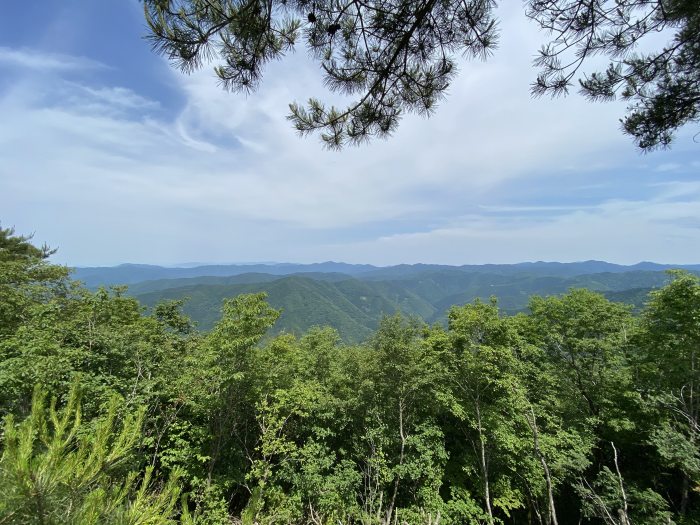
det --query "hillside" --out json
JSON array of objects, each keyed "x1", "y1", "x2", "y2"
[
  {"x1": 135, "y1": 275, "x2": 405, "y2": 341},
  {"x1": 131, "y1": 267, "x2": 690, "y2": 341}
]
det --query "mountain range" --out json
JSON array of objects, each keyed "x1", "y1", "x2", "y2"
[{"x1": 72, "y1": 261, "x2": 700, "y2": 342}]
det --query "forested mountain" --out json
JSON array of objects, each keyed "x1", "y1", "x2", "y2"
[
  {"x1": 130, "y1": 269, "x2": 685, "y2": 341},
  {"x1": 3, "y1": 227, "x2": 700, "y2": 524},
  {"x1": 134, "y1": 274, "x2": 436, "y2": 341},
  {"x1": 74, "y1": 261, "x2": 700, "y2": 342},
  {"x1": 73, "y1": 260, "x2": 700, "y2": 288}
]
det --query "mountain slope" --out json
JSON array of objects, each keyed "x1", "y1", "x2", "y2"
[
  {"x1": 131, "y1": 269, "x2": 692, "y2": 341},
  {"x1": 134, "y1": 276, "x2": 427, "y2": 341}
]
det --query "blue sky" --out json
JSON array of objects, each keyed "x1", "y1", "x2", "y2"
[{"x1": 1, "y1": 0, "x2": 698, "y2": 266}]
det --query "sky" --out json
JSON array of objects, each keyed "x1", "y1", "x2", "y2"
[{"x1": 1, "y1": 0, "x2": 698, "y2": 267}]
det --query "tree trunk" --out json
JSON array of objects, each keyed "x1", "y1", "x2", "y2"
[
  {"x1": 386, "y1": 398, "x2": 406, "y2": 525},
  {"x1": 526, "y1": 406, "x2": 558, "y2": 525},
  {"x1": 611, "y1": 442, "x2": 631, "y2": 525},
  {"x1": 475, "y1": 399, "x2": 494, "y2": 524}
]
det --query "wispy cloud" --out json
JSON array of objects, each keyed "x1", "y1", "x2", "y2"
[
  {"x1": 1, "y1": 5, "x2": 698, "y2": 266},
  {"x1": 478, "y1": 204, "x2": 600, "y2": 214},
  {"x1": 0, "y1": 47, "x2": 104, "y2": 71},
  {"x1": 70, "y1": 84, "x2": 160, "y2": 110},
  {"x1": 323, "y1": 195, "x2": 700, "y2": 265}
]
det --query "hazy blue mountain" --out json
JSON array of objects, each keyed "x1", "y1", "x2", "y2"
[
  {"x1": 72, "y1": 259, "x2": 700, "y2": 342},
  {"x1": 362, "y1": 261, "x2": 700, "y2": 280},
  {"x1": 73, "y1": 262, "x2": 375, "y2": 287},
  {"x1": 74, "y1": 260, "x2": 700, "y2": 289}
]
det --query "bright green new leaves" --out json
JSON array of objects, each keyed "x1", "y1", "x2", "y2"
[
  {"x1": 527, "y1": 289, "x2": 636, "y2": 433},
  {"x1": 0, "y1": 384, "x2": 182, "y2": 525}
]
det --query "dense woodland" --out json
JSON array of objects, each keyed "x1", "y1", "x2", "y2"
[{"x1": 2, "y1": 226, "x2": 699, "y2": 524}]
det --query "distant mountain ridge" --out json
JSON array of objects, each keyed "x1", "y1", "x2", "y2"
[
  {"x1": 71, "y1": 261, "x2": 700, "y2": 342},
  {"x1": 73, "y1": 262, "x2": 377, "y2": 287},
  {"x1": 73, "y1": 260, "x2": 700, "y2": 288}
]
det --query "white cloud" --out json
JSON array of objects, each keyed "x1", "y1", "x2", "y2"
[
  {"x1": 0, "y1": 47, "x2": 104, "y2": 71},
  {"x1": 0, "y1": 8, "x2": 697, "y2": 266},
  {"x1": 322, "y1": 195, "x2": 700, "y2": 265},
  {"x1": 70, "y1": 84, "x2": 160, "y2": 110}
]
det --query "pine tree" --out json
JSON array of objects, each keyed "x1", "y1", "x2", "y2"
[{"x1": 0, "y1": 383, "x2": 183, "y2": 525}]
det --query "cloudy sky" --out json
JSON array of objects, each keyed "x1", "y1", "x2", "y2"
[{"x1": 1, "y1": 0, "x2": 698, "y2": 267}]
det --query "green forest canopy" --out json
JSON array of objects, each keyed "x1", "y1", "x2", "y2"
[{"x1": 2, "y1": 225, "x2": 700, "y2": 523}]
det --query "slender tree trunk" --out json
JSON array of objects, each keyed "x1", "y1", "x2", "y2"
[
  {"x1": 611, "y1": 442, "x2": 631, "y2": 525},
  {"x1": 680, "y1": 473, "x2": 689, "y2": 516},
  {"x1": 475, "y1": 399, "x2": 494, "y2": 524},
  {"x1": 526, "y1": 406, "x2": 558, "y2": 525},
  {"x1": 386, "y1": 398, "x2": 406, "y2": 525},
  {"x1": 524, "y1": 484, "x2": 544, "y2": 525}
]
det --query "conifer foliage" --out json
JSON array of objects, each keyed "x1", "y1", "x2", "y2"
[
  {"x1": 0, "y1": 384, "x2": 182, "y2": 524},
  {"x1": 144, "y1": 0, "x2": 698, "y2": 149}
]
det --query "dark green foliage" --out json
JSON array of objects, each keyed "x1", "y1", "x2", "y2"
[
  {"x1": 528, "y1": 0, "x2": 700, "y2": 150},
  {"x1": 144, "y1": 0, "x2": 496, "y2": 148},
  {"x1": 145, "y1": 1, "x2": 697, "y2": 149},
  {"x1": 0, "y1": 226, "x2": 70, "y2": 339}
]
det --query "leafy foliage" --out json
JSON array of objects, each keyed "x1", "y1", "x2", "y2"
[
  {"x1": 1, "y1": 227, "x2": 699, "y2": 523},
  {"x1": 0, "y1": 225, "x2": 69, "y2": 340}
]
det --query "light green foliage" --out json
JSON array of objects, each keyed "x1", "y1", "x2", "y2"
[
  {"x1": 527, "y1": 289, "x2": 636, "y2": 433},
  {"x1": 366, "y1": 316, "x2": 449, "y2": 523},
  {"x1": 240, "y1": 317, "x2": 452, "y2": 524},
  {"x1": 2, "y1": 230, "x2": 700, "y2": 523},
  {"x1": 208, "y1": 292, "x2": 281, "y2": 366},
  {"x1": 0, "y1": 384, "x2": 181, "y2": 525},
  {"x1": 0, "y1": 284, "x2": 196, "y2": 419},
  {"x1": 445, "y1": 301, "x2": 535, "y2": 521}
]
